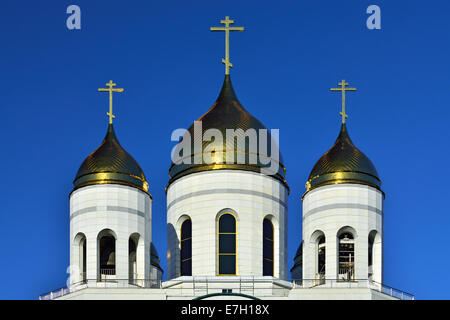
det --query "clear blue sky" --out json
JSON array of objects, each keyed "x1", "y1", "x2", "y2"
[{"x1": 0, "y1": 0, "x2": 449, "y2": 300}]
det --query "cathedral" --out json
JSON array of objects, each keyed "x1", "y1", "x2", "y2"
[{"x1": 41, "y1": 17, "x2": 413, "y2": 300}]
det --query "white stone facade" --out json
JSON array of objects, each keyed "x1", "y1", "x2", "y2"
[
  {"x1": 302, "y1": 183, "x2": 383, "y2": 283},
  {"x1": 43, "y1": 175, "x2": 411, "y2": 301},
  {"x1": 166, "y1": 170, "x2": 288, "y2": 280},
  {"x1": 69, "y1": 184, "x2": 154, "y2": 284}
]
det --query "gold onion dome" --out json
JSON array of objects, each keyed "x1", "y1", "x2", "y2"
[
  {"x1": 168, "y1": 75, "x2": 288, "y2": 189},
  {"x1": 73, "y1": 124, "x2": 149, "y2": 194},
  {"x1": 305, "y1": 123, "x2": 381, "y2": 194}
]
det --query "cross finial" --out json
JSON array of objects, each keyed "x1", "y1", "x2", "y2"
[
  {"x1": 210, "y1": 16, "x2": 244, "y2": 75},
  {"x1": 98, "y1": 80, "x2": 124, "y2": 124},
  {"x1": 330, "y1": 79, "x2": 356, "y2": 124}
]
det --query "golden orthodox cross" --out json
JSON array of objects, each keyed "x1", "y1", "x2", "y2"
[
  {"x1": 98, "y1": 80, "x2": 124, "y2": 124},
  {"x1": 331, "y1": 79, "x2": 356, "y2": 124},
  {"x1": 210, "y1": 16, "x2": 244, "y2": 75}
]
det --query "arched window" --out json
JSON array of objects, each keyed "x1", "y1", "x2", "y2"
[
  {"x1": 368, "y1": 230, "x2": 381, "y2": 283},
  {"x1": 81, "y1": 237, "x2": 86, "y2": 281},
  {"x1": 368, "y1": 232, "x2": 375, "y2": 280},
  {"x1": 310, "y1": 230, "x2": 325, "y2": 284},
  {"x1": 98, "y1": 229, "x2": 116, "y2": 279},
  {"x1": 74, "y1": 233, "x2": 87, "y2": 283},
  {"x1": 263, "y1": 219, "x2": 274, "y2": 276},
  {"x1": 338, "y1": 232, "x2": 355, "y2": 281},
  {"x1": 217, "y1": 213, "x2": 237, "y2": 275},
  {"x1": 180, "y1": 219, "x2": 192, "y2": 276},
  {"x1": 129, "y1": 235, "x2": 138, "y2": 283},
  {"x1": 317, "y1": 235, "x2": 325, "y2": 279}
]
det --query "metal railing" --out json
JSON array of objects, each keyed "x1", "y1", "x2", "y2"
[
  {"x1": 338, "y1": 267, "x2": 355, "y2": 281},
  {"x1": 40, "y1": 277, "x2": 414, "y2": 300},
  {"x1": 40, "y1": 287, "x2": 72, "y2": 300},
  {"x1": 291, "y1": 279, "x2": 414, "y2": 300},
  {"x1": 163, "y1": 276, "x2": 292, "y2": 298},
  {"x1": 99, "y1": 268, "x2": 115, "y2": 276},
  {"x1": 39, "y1": 278, "x2": 162, "y2": 300},
  {"x1": 370, "y1": 281, "x2": 414, "y2": 300}
]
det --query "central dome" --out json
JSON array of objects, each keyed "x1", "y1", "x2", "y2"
[{"x1": 168, "y1": 75, "x2": 287, "y2": 189}]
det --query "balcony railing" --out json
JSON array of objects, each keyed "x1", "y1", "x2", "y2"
[
  {"x1": 100, "y1": 268, "x2": 115, "y2": 276},
  {"x1": 338, "y1": 267, "x2": 355, "y2": 281},
  {"x1": 370, "y1": 281, "x2": 414, "y2": 300},
  {"x1": 39, "y1": 278, "x2": 162, "y2": 300},
  {"x1": 163, "y1": 276, "x2": 292, "y2": 298},
  {"x1": 39, "y1": 277, "x2": 414, "y2": 300},
  {"x1": 292, "y1": 279, "x2": 414, "y2": 300}
]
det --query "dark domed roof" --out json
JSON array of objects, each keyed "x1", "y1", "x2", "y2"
[
  {"x1": 73, "y1": 124, "x2": 149, "y2": 194},
  {"x1": 168, "y1": 75, "x2": 287, "y2": 189},
  {"x1": 290, "y1": 241, "x2": 302, "y2": 273},
  {"x1": 305, "y1": 123, "x2": 381, "y2": 194},
  {"x1": 150, "y1": 243, "x2": 163, "y2": 272}
]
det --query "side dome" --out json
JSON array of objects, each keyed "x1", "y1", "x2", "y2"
[
  {"x1": 150, "y1": 243, "x2": 163, "y2": 273},
  {"x1": 290, "y1": 241, "x2": 302, "y2": 273},
  {"x1": 305, "y1": 123, "x2": 381, "y2": 194},
  {"x1": 168, "y1": 75, "x2": 288, "y2": 189},
  {"x1": 73, "y1": 124, "x2": 149, "y2": 194}
]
